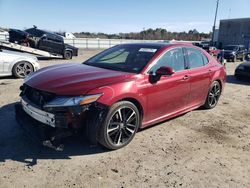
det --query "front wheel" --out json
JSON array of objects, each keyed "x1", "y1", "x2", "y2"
[
  {"x1": 63, "y1": 50, "x2": 72, "y2": 60},
  {"x1": 98, "y1": 101, "x2": 140, "y2": 150},
  {"x1": 12, "y1": 61, "x2": 34, "y2": 78},
  {"x1": 204, "y1": 81, "x2": 221, "y2": 109}
]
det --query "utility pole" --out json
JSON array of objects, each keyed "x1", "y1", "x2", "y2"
[{"x1": 212, "y1": 0, "x2": 219, "y2": 46}]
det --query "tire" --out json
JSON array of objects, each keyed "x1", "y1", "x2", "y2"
[
  {"x1": 63, "y1": 50, "x2": 72, "y2": 60},
  {"x1": 204, "y1": 81, "x2": 221, "y2": 109},
  {"x1": 12, "y1": 61, "x2": 34, "y2": 78},
  {"x1": 98, "y1": 101, "x2": 141, "y2": 150}
]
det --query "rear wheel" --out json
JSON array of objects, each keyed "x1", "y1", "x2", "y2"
[
  {"x1": 98, "y1": 101, "x2": 140, "y2": 150},
  {"x1": 12, "y1": 61, "x2": 34, "y2": 78},
  {"x1": 204, "y1": 81, "x2": 221, "y2": 109},
  {"x1": 63, "y1": 50, "x2": 72, "y2": 60}
]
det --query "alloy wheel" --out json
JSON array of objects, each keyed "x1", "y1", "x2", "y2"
[
  {"x1": 15, "y1": 62, "x2": 33, "y2": 77},
  {"x1": 208, "y1": 82, "x2": 221, "y2": 107},
  {"x1": 107, "y1": 106, "x2": 138, "y2": 146}
]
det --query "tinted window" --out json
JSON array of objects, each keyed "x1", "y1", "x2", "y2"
[
  {"x1": 150, "y1": 48, "x2": 185, "y2": 73},
  {"x1": 186, "y1": 48, "x2": 204, "y2": 69},
  {"x1": 25, "y1": 28, "x2": 44, "y2": 37}
]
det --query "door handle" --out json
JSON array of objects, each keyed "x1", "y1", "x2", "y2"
[{"x1": 182, "y1": 75, "x2": 189, "y2": 80}]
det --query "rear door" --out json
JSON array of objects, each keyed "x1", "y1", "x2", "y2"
[{"x1": 185, "y1": 47, "x2": 211, "y2": 107}]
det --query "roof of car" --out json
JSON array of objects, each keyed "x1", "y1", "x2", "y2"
[{"x1": 120, "y1": 42, "x2": 193, "y2": 49}]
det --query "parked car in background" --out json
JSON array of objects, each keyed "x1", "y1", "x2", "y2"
[
  {"x1": 9, "y1": 29, "x2": 30, "y2": 45},
  {"x1": 235, "y1": 60, "x2": 250, "y2": 80},
  {"x1": 15, "y1": 43, "x2": 226, "y2": 150},
  {"x1": 56, "y1": 32, "x2": 76, "y2": 39},
  {"x1": 218, "y1": 45, "x2": 246, "y2": 62},
  {"x1": 208, "y1": 46, "x2": 220, "y2": 56},
  {"x1": 8, "y1": 26, "x2": 78, "y2": 59},
  {"x1": 0, "y1": 49, "x2": 39, "y2": 78},
  {"x1": 199, "y1": 41, "x2": 210, "y2": 51}
]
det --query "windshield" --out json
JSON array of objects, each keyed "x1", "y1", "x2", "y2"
[
  {"x1": 84, "y1": 44, "x2": 160, "y2": 73},
  {"x1": 224, "y1": 45, "x2": 238, "y2": 51}
]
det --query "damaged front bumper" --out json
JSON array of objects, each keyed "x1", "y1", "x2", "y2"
[
  {"x1": 15, "y1": 97, "x2": 108, "y2": 150},
  {"x1": 15, "y1": 103, "x2": 72, "y2": 151}
]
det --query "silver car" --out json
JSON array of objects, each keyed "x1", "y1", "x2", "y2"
[{"x1": 0, "y1": 49, "x2": 40, "y2": 78}]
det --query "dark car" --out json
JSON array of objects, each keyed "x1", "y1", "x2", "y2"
[
  {"x1": 218, "y1": 45, "x2": 246, "y2": 62},
  {"x1": 8, "y1": 27, "x2": 78, "y2": 59},
  {"x1": 9, "y1": 29, "x2": 30, "y2": 45},
  {"x1": 15, "y1": 43, "x2": 226, "y2": 150},
  {"x1": 235, "y1": 61, "x2": 250, "y2": 80}
]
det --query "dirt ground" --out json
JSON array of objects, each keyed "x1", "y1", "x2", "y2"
[{"x1": 0, "y1": 49, "x2": 250, "y2": 188}]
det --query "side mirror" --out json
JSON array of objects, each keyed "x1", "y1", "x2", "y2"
[
  {"x1": 155, "y1": 66, "x2": 175, "y2": 76},
  {"x1": 40, "y1": 34, "x2": 46, "y2": 39}
]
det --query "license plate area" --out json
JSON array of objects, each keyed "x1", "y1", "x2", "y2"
[{"x1": 21, "y1": 98, "x2": 55, "y2": 127}]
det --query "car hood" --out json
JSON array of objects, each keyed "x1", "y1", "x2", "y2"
[
  {"x1": 2, "y1": 50, "x2": 38, "y2": 60},
  {"x1": 1, "y1": 50, "x2": 38, "y2": 62},
  {"x1": 25, "y1": 63, "x2": 134, "y2": 95}
]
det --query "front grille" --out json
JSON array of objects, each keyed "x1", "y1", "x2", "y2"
[{"x1": 20, "y1": 84, "x2": 56, "y2": 107}]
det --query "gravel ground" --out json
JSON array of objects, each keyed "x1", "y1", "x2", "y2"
[{"x1": 0, "y1": 50, "x2": 250, "y2": 188}]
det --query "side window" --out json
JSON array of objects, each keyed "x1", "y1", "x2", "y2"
[
  {"x1": 150, "y1": 48, "x2": 185, "y2": 73},
  {"x1": 46, "y1": 34, "x2": 54, "y2": 41},
  {"x1": 186, "y1": 48, "x2": 204, "y2": 69},
  {"x1": 202, "y1": 53, "x2": 209, "y2": 65}
]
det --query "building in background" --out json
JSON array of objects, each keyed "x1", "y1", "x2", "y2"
[{"x1": 218, "y1": 18, "x2": 250, "y2": 50}]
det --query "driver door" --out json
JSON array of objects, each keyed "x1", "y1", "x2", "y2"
[{"x1": 143, "y1": 47, "x2": 190, "y2": 123}]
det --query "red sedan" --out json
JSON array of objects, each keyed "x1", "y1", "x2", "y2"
[{"x1": 15, "y1": 43, "x2": 226, "y2": 150}]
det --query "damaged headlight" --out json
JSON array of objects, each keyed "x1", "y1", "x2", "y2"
[{"x1": 43, "y1": 94, "x2": 103, "y2": 108}]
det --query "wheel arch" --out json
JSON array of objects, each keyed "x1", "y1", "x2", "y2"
[
  {"x1": 11, "y1": 60, "x2": 34, "y2": 73},
  {"x1": 118, "y1": 97, "x2": 144, "y2": 122},
  {"x1": 64, "y1": 48, "x2": 73, "y2": 53},
  {"x1": 214, "y1": 79, "x2": 222, "y2": 88}
]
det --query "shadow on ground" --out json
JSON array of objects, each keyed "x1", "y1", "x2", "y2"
[
  {"x1": 227, "y1": 75, "x2": 250, "y2": 86},
  {"x1": 0, "y1": 102, "x2": 108, "y2": 166}
]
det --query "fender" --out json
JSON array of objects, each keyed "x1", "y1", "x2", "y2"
[{"x1": 87, "y1": 80, "x2": 147, "y2": 113}]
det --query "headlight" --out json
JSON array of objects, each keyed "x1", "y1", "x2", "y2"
[
  {"x1": 231, "y1": 52, "x2": 236, "y2": 55},
  {"x1": 44, "y1": 94, "x2": 103, "y2": 108},
  {"x1": 238, "y1": 66, "x2": 244, "y2": 70}
]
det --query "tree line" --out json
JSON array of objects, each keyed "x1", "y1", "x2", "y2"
[{"x1": 74, "y1": 28, "x2": 211, "y2": 41}]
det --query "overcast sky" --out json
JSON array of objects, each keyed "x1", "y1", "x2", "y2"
[{"x1": 0, "y1": 0, "x2": 249, "y2": 33}]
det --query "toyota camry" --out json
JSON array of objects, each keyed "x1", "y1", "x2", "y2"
[{"x1": 15, "y1": 43, "x2": 226, "y2": 150}]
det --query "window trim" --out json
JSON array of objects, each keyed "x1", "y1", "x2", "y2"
[{"x1": 146, "y1": 47, "x2": 188, "y2": 75}]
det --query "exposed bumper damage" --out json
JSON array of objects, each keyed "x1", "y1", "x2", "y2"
[{"x1": 15, "y1": 95, "x2": 108, "y2": 151}]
